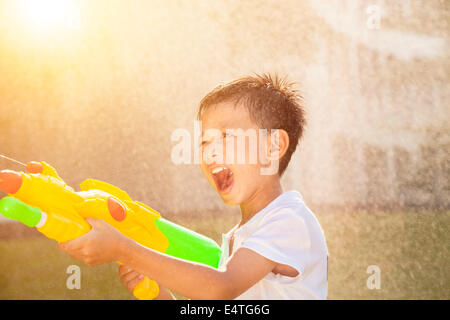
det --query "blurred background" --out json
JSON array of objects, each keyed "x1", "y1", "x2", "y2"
[{"x1": 0, "y1": 0, "x2": 448, "y2": 299}]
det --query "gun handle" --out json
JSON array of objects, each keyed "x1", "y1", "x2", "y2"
[
  {"x1": 117, "y1": 261, "x2": 159, "y2": 300},
  {"x1": 133, "y1": 276, "x2": 160, "y2": 300}
]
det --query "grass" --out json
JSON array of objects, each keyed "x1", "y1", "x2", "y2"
[
  {"x1": 0, "y1": 209, "x2": 448, "y2": 299},
  {"x1": 322, "y1": 210, "x2": 450, "y2": 299}
]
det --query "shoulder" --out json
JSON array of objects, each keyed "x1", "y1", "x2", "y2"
[
  {"x1": 237, "y1": 191, "x2": 326, "y2": 247},
  {"x1": 252, "y1": 193, "x2": 327, "y2": 249},
  {"x1": 245, "y1": 204, "x2": 312, "y2": 250},
  {"x1": 259, "y1": 206, "x2": 308, "y2": 231},
  {"x1": 258, "y1": 192, "x2": 311, "y2": 229}
]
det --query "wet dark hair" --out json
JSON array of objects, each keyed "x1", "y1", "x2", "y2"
[{"x1": 197, "y1": 73, "x2": 306, "y2": 176}]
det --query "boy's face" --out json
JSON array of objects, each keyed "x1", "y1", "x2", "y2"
[{"x1": 199, "y1": 101, "x2": 277, "y2": 206}]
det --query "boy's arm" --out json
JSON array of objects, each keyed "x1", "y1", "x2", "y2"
[
  {"x1": 117, "y1": 237, "x2": 277, "y2": 300},
  {"x1": 59, "y1": 218, "x2": 277, "y2": 300}
]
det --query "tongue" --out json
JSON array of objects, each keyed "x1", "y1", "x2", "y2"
[{"x1": 214, "y1": 169, "x2": 232, "y2": 191}]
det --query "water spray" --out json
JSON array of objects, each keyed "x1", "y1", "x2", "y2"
[{"x1": 0, "y1": 155, "x2": 26, "y2": 167}]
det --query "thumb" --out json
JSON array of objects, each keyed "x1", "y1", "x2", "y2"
[
  {"x1": 59, "y1": 230, "x2": 91, "y2": 250},
  {"x1": 85, "y1": 218, "x2": 103, "y2": 227}
]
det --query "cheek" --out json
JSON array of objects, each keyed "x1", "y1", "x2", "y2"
[
  {"x1": 232, "y1": 165, "x2": 260, "y2": 189},
  {"x1": 222, "y1": 138, "x2": 251, "y2": 165},
  {"x1": 199, "y1": 164, "x2": 215, "y2": 186},
  {"x1": 199, "y1": 163, "x2": 207, "y2": 176}
]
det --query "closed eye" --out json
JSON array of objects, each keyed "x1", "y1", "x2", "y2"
[{"x1": 200, "y1": 132, "x2": 233, "y2": 147}]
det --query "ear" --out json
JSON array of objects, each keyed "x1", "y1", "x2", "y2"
[{"x1": 267, "y1": 129, "x2": 289, "y2": 161}]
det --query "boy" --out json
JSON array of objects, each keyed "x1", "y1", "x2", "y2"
[{"x1": 59, "y1": 74, "x2": 329, "y2": 299}]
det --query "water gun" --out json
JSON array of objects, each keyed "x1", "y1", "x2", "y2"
[{"x1": 0, "y1": 161, "x2": 222, "y2": 300}]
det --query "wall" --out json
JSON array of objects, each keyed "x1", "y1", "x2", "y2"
[{"x1": 0, "y1": 0, "x2": 448, "y2": 221}]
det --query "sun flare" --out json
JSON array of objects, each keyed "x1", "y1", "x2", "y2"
[{"x1": 18, "y1": 0, "x2": 80, "y2": 32}]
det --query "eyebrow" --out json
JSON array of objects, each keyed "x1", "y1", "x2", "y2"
[{"x1": 201, "y1": 130, "x2": 223, "y2": 141}]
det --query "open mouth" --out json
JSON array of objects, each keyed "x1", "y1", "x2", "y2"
[{"x1": 211, "y1": 166, "x2": 234, "y2": 194}]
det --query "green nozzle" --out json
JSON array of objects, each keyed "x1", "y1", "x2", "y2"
[
  {"x1": 0, "y1": 196, "x2": 42, "y2": 227},
  {"x1": 155, "y1": 218, "x2": 222, "y2": 268}
]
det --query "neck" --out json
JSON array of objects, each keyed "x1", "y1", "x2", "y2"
[{"x1": 239, "y1": 178, "x2": 283, "y2": 227}]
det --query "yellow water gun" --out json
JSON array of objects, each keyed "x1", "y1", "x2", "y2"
[{"x1": 0, "y1": 161, "x2": 222, "y2": 299}]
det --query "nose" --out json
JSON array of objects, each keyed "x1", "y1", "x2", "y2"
[
  {"x1": 202, "y1": 139, "x2": 225, "y2": 165},
  {"x1": 0, "y1": 170, "x2": 23, "y2": 194}
]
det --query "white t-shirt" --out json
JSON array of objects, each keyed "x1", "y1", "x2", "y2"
[{"x1": 218, "y1": 190, "x2": 328, "y2": 300}]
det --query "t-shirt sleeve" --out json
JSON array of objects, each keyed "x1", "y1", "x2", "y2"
[{"x1": 240, "y1": 208, "x2": 311, "y2": 275}]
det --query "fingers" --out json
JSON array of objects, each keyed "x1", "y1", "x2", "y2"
[
  {"x1": 120, "y1": 269, "x2": 142, "y2": 283},
  {"x1": 58, "y1": 232, "x2": 90, "y2": 252},
  {"x1": 126, "y1": 276, "x2": 145, "y2": 292},
  {"x1": 58, "y1": 233, "x2": 98, "y2": 266},
  {"x1": 119, "y1": 266, "x2": 143, "y2": 284},
  {"x1": 57, "y1": 219, "x2": 101, "y2": 253},
  {"x1": 118, "y1": 265, "x2": 145, "y2": 292},
  {"x1": 122, "y1": 272, "x2": 145, "y2": 292},
  {"x1": 118, "y1": 264, "x2": 134, "y2": 276},
  {"x1": 58, "y1": 241, "x2": 87, "y2": 263}
]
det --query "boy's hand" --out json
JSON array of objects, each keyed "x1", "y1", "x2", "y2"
[
  {"x1": 58, "y1": 218, "x2": 126, "y2": 266},
  {"x1": 118, "y1": 265, "x2": 175, "y2": 300},
  {"x1": 118, "y1": 265, "x2": 145, "y2": 292}
]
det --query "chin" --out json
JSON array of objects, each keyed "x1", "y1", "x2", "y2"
[
  {"x1": 219, "y1": 193, "x2": 240, "y2": 206},
  {"x1": 222, "y1": 199, "x2": 237, "y2": 206}
]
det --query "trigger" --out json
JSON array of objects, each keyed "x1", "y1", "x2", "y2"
[{"x1": 26, "y1": 161, "x2": 44, "y2": 174}]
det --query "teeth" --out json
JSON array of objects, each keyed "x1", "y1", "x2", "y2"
[{"x1": 211, "y1": 167, "x2": 227, "y2": 174}]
